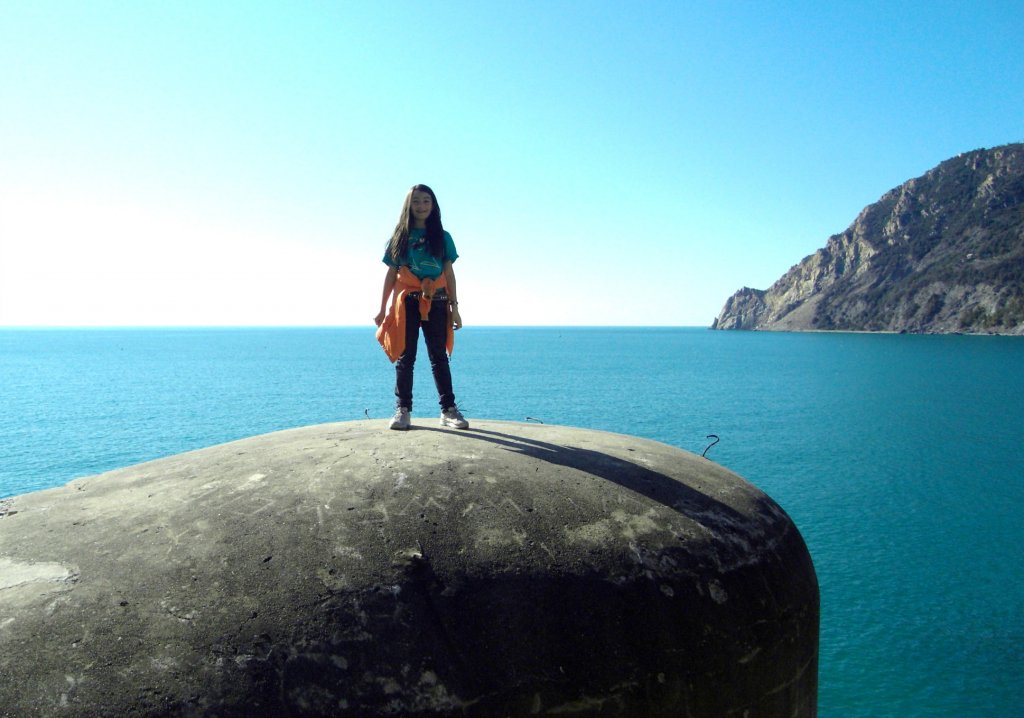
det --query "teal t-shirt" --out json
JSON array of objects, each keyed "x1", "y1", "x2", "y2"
[{"x1": 383, "y1": 229, "x2": 458, "y2": 280}]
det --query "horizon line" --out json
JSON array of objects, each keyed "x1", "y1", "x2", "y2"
[{"x1": 0, "y1": 324, "x2": 712, "y2": 331}]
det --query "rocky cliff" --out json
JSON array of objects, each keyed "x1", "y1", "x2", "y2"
[{"x1": 713, "y1": 143, "x2": 1024, "y2": 334}]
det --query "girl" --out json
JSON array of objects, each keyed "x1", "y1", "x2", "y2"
[{"x1": 374, "y1": 184, "x2": 468, "y2": 431}]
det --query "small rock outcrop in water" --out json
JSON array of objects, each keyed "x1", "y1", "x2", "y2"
[
  {"x1": 0, "y1": 420, "x2": 818, "y2": 717},
  {"x1": 713, "y1": 143, "x2": 1024, "y2": 334}
]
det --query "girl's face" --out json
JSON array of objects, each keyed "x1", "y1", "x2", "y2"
[{"x1": 410, "y1": 190, "x2": 433, "y2": 226}]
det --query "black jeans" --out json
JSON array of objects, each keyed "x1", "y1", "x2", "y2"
[{"x1": 394, "y1": 295, "x2": 455, "y2": 411}]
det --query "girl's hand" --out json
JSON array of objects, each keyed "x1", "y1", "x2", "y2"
[
  {"x1": 374, "y1": 310, "x2": 386, "y2": 327},
  {"x1": 451, "y1": 308, "x2": 463, "y2": 330}
]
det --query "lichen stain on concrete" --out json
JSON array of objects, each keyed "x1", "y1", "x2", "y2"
[
  {"x1": 565, "y1": 517, "x2": 616, "y2": 545},
  {"x1": 708, "y1": 580, "x2": 729, "y2": 604},
  {"x1": 609, "y1": 508, "x2": 663, "y2": 540},
  {"x1": 391, "y1": 471, "x2": 409, "y2": 491},
  {"x1": 0, "y1": 558, "x2": 78, "y2": 591},
  {"x1": 565, "y1": 509, "x2": 667, "y2": 546},
  {"x1": 238, "y1": 473, "x2": 267, "y2": 489},
  {"x1": 473, "y1": 525, "x2": 527, "y2": 549}
]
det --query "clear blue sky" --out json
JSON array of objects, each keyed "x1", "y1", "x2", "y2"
[{"x1": 1, "y1": 1, "x2": 1021, "y2": 326}]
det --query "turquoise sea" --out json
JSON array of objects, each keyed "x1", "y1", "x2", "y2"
[{"x1": 1, "y1": 327, "x2": 1022, "y2": 716}]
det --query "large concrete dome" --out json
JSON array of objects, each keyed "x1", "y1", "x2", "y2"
[{"x1": 0, "y1": 420, "x2": 818, "y2": 716}]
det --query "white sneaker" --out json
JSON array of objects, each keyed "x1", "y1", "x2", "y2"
[
  {"x1": 440, "y1": 406, "x2": 469, "y2": 429},
  {"x1": 389, "y1": 407, "x2": 411, "y2": 431}
]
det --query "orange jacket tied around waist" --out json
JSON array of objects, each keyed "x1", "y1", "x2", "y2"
[{"x1": 376, "y1": 266, "x2": 454, "y2": 363}]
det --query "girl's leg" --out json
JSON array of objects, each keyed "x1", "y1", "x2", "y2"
[
  {"x1": 393, "y1": 297, "x2": 421, "y2": 409},
  {"x1": 422, "y1": 300, "x2": 455, "y2": 409}
]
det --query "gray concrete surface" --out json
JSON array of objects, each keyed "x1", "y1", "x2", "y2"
[{"x1": 0, "y1": 420, "x2": 818, "y2": 716}]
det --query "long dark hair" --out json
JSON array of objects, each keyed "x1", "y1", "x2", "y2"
[{"x1": 387, "y1": 184, "x2": 445, "y2": 263}]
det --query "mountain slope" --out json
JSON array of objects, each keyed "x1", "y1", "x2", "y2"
[{"x1": 712, "y1": 143, "x2": 1024, "y2": 334}]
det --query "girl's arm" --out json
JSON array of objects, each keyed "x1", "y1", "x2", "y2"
[
  {"x1": 443, "y1": 261, "x2": 462, "y2": 330},
  {"x1": 375, "y1": 265, "x2": 398, "y2": 327}
]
